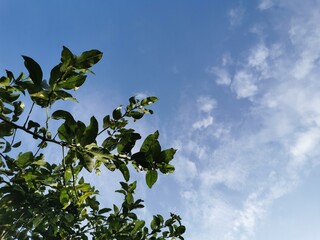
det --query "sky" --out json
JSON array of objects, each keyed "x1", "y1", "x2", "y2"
[{"x1": 1, "y1": 0, "x2": 320, "y2": 239}]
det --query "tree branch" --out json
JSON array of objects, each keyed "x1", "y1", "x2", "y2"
[{"x1": 0, "y1": 115, "x2": 67, "y2": 147}]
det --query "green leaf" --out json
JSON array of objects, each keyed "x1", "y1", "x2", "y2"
[
  {"x1": 57, "y1": 123, "x2": 75, "y2": 143},
  {"x1": 102, "y1": 137, "x2": 118, "y2": 151},
  {"x1": 54, "y1": 90, "x2": 78, "y2": 102},
  {"x1": 49, "y1": 64, "x2": 62, "y2": 86},
  {"x1": 5, "y1": 70, "x2": 14, "y2": 80},
  {"x1": 30, "y1": 90, "x2": 50, "y2": 107},
  {"x1": 132, "y1": 220, "x2": 145, "y2": 234},
  {"x1": 128, "y1": 111, "x2": 144, "y2": 120},
  {"x1": 112, "y1": 106, "x2": 122, "y2": 120},
  {"x1": 0, "y1": 77, "x2": 10, "y2": 87},
  {"x1": 13, "y1": 101, "x2": 25, "y2": 117},
  {"x1": 27, "y1": 120, "x2": 40, "y2": 130},
  {"x1": 33, "y1": 215, "x2": 44, "y2": 228},
  {"x1": 76, "y1": 49, "x2": 103, "y2": 69},
  {"x1": 118, "y1": 162, "x2": 130, "y2": 181},
  {"x1": 77, "y1": 151, "x2": 94, "y2": 172},
  {"x1": 140, "y1": 131, "x2": 159, "y2": 153},
  {"x1": 126, "y1": 192, "x2": 134, "y2": 204},
  {"x1": 102, "y1": 115, "x2": 111, "y2": 128},
  {"x1": 0, "y1": 123, "x2": 14, "y2": 137},
  {"x1": 59, "y1": 188, "x2": 69, "y2": 208},
  {"x1": 141, "y1": 96, "x2": 158, "y2": 106},
  {"x1": 175, "y1": 225, "x2": 186, "y2": 235},
  {"x1": 64, "y1": 168, "x2": 72, "y2": 182},
  {"x1": 52, "y1": 110, "x2": 76, "y2": 123},
  {"x1": 22, "y1": 55, "x2": 43, "y2": 86},
  {"x1": 158, "y1": 148, "x2": 177, "y2": 163},
  {"x1": 3, "y1": 141, "x2": 11, "y2": 153},
  {"x1": 12, "y1": 141, "x2": 21, "y2": 148},
  {"x1": 146, "y1": 170, "x2": 158, "y2": 188},
  {"x1": 57, "y1": 75, "x2": 87, "y2": 90},
  {"x1": 16, "y1": 151, "x2": 34, "y2": 168},
  {"x1": 98, "y1": 208, "x2": 112, "y2": 214},
  {"x1": 81, "y1": 116, "x2": 98, "y2": 146},
  {"x1": 60, "y1": 46, "x2": 75, "y2": 72},
  {"x1": 159, "y1": 163, "x2": 175, "y2": 174}
]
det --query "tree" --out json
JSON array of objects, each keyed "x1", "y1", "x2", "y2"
[{"x1": 0, "y1": 47, "x2": 185, "y2": 239}]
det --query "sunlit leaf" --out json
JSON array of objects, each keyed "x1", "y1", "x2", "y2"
[
  {"x1": 16, "y1": 151, "x2": 33, "y2": 168},
  {"x1": 76, "y1": 49, "x2": 103, "y2": 69},
  {"x1": 141, "y1": 96, "x2": 158, "y2": 106}
]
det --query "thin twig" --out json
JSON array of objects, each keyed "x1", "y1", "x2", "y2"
[
  {"x1": 0, "y1": 114, "x2": 68, "y2": 147},
  {"x1": 23, "y1": 102, "x2": 35, "y2": 128}
]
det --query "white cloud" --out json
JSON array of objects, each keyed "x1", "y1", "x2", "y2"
[
  {"x1": 191, "y1": 96, "x2": 217, "y2": 129},
  {"x1": 208, "y1": 67, "x2": 232, "y2": 85},
  {"x1": 173, "y1": 2, "x2": 320, "y2": 239},
  {"x1": 232, "y1": 70, "x2": 257, "y2": 98},
  {"x1": 290, "y1": 128, "x2": 320, "y2": 166},
  {"x1": 248, "y1": 43, "x2": 269, "y2": 70},
  {"x1": 228, "y1": 7, "x2": 245, "y2": 27},
  {"x1": 192, "y1": 116, "x2": 214, "y2": 129},
  {"x1": 174, "y1": 155, "x2": 198, "y2": 184},
  {"x1": 197, "y1": 96, "x2": 217, "y2": 113},
  {"x1": 258, "y1": 0, "x2": 274, "y2": 10}
]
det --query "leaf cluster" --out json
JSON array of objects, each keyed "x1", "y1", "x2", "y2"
[{"x1": 0, "y1": 47, "x2": 185, "y2": 239}]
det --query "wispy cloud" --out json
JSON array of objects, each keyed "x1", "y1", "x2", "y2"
[
  {"x1": 228, "y1": 7, "x2": 245, "y2": 27},
  {"x1": 172, "y1": 1, "x2": 320, "y2": 239},
  {"x1": 258, "y1": 0, "x2": 275, "y2": 10}
]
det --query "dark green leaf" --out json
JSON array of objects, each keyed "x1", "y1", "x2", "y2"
[
  {"x1": 146, "y1": 170, "x2": 158, "y2": 188},
  {"x1": 158, "y1": 148, "x2": 177, "y2": 163},
  {"x1": 175, "y1": 226, "x2": 186, "y2": 235},
  {"x1": 77, "y1": 151, "x2": 94, "y2": 172},
  {"x1": 22, "y1": 55, "x2": 43, "y2": 86},
  {"x1": 98, "y1": 208, "x2": 112, "y2": 214},
  {"x1": 140, "y1": 131, "x2": 159, "y2": 153},
  {"x1": 102, "y1": 115, "x2": 111, "y2": 129},
  {"x1": 0, "y1": 122, "x2": 14, "y2": 137},
  {"x1": 3, "y1": 141, "x2": 11, "y2": 153},
  {"x1": 112, "y1": 107, "x2": 122, "y2": 120},
  {"x1": 118, "y1": 163, "x2": 130, "y2": 181},
  {"x1": 49, "y1": 64, "x2": 62, "y2": 86},
  {"x1": 54, "y1": 90, "x2": 78, "y2": 102},
  {"x1": 60, "y1": 46, "x2": 75, "y2": 71},
  {"x1": 102, "y1": 137, "x2": 118, "y2": 151},
  {"x1": 76, "y1": 49, "x2": 103, "y2": 68},
  {"x1": 12, "y1": 141, "x2": 21, "y2": 148},
  {"x1": 13, "y1": 101, "x2": 25, "y2": 117},
  {"x1": 81, "y1": 116, "x2": 98, "y2": 146},
  {"x1": 27, "y1": 120, "x2": 40, "y2": 130},
  {"x1": 52, "y1": 110, "x2": 76, "y2": 124},
  {"x1": 5, "y1": 70, "x2": 14, "y2": 80},
  {"x1": 57, "y1": 122, "x2": 75, "y2": 143},
  {"x1": 128, "y1": 111, "x2": 144, "y2": 120},
  {"x1": 57, "y1": 75, "x2": 86, "y2": 90}
]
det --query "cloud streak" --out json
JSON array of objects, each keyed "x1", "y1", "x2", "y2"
[{"x1": 173, "y1": 1, "x2": 320, "y2": 239}]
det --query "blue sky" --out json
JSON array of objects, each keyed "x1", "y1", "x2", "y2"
[{"x1": 1, "y1": 1, "x2": 320, "y2": 239}]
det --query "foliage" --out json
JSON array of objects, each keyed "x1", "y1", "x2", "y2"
[{"x1": 0, "y1": 47, "x2": 185, "y2": 239}]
